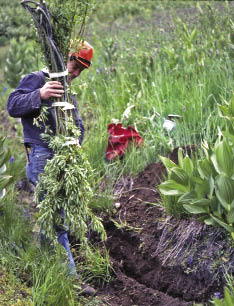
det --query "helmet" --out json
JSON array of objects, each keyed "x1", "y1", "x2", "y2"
[{"x1": 71, "y1": 41, "x2": 93, "y2": 68}]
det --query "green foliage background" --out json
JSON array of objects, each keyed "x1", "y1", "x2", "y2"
[
  {"x1": 0, "y1": 0, "x2": 233, "y2": 304},
  {"x1": 46, "y1": 0, "x2": 95, "y2": 62},
  {"x1": 0, "y1": 0, "x2": 34, "y2": 46}
]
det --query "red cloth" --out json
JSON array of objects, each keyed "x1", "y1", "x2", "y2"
[{"x1": 106, "y1": 123, "x2": 143, "y2": 160}]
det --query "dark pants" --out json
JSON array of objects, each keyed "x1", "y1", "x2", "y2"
[{"x1": 26, "y1": 144, "x2": 77, "y2": 276}]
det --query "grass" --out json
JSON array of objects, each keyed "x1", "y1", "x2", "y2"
[
  {"x1": 0, "y1": 266, "x2": 32, "y2": 305},
  {"x1": 0, "y1": 188, "x2": 106, "y2": 305},
  {"x1": 0, "y1": 0, "x2": 233, "y2": 304},
  {"x1": 0, "y1": 45, "x2": 10, "y2": 81},
  {"x1": 211, "y1": 273, "x2": 234, "y2": 305}
]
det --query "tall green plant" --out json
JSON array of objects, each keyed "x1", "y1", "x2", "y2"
[{"x1": 159, "y1": 95, "x2": 234, "y2": 239}]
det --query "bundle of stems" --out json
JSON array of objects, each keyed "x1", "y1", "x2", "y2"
[
  {"x1": 21, "y1": 0, "x2": 88, "y2": 135},
  {"x1": 21, "y1": 0, "x2": 106, "y2": 245}
]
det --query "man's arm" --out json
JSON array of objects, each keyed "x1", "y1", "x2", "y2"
[
  {"x1": 7, "y1": 73, "x2": 64, "y2": 118},
  {"x1": 7, "y1": 73, "x2": 43, "y2": 118}
]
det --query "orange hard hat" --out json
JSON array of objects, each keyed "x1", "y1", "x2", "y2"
[{"x1": 71, "y1": 41, "x2": 93, "y2": 68}]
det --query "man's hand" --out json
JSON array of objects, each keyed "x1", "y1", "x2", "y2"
[{"x1": 40, "y1": 81, "x2": 64, "y2": 100}]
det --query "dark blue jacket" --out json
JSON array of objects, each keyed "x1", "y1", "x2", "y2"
[{"x1": 7, "y1": 70, "x2": 84, "y2": 146}]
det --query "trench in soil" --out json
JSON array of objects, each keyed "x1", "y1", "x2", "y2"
[
  {"x1": 100, "y1": 219, "x2": 213, "y2": 306},
  {"x1": 96, "y1": 147, "x2": 225, "y2": 306}
]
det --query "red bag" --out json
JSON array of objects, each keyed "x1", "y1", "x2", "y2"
[{"x1": 106, "y1": 123, "x2": 143, "y2": 161}]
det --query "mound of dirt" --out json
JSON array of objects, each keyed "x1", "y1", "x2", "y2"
[{"x1": 97, "y1": 146, "x2": 232, "y2": 306}]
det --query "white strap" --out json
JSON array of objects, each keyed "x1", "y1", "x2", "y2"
[
  {"x1": 52, "y1": 102, "x2": 75, "y2": 110},
  {"x1": 62, "y1": 140, "x2": 79, "y2": 146},
  {"x1": 49, "y1": 70, "x2": 68, "y2": 78}
]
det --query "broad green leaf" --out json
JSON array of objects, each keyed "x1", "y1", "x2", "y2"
[
  {"x1": 0, "y1": 164, "x2": 6, "y2": 175},
  {"x1": 231, "y1": 199, "x2": 234, "y2": 209},
  {"x1": 201, "y1": 140, "x2": 211, "y2": 159},
  {"x1": 192, "y1": 176, "x2": 204, "y2": 184},
  {"x1": 192, "y1": 198, "x2": 211, "y2": 206},
  {"x1": 227, "y1": 124, "x2": 234, "y2": 137},
  {"x1": 211, "y1": 141, "x2": 234, "y2": 176},
  {"x1": 0, "y1": 137, "x2": 6, "y2": 145},
  {"x1": 211, "y1": 215, "x2": 234, "y2": 233},
  {"x1": 0, "y1": 175, "x2": 13, "y2": 190},
  {"x1": 0, "y1": 188, "x2": 6, "y2": 199},
  {"x1": 159, "y1": 156, "x2": 177, "y2": 173},
  {"x1": 223, "y1": 130, "x2": 234, "y2": 146},
  {"x1": 170, "y1": 167, "x2": 189, "y2": 186},
  {"x1": 0, "y1": 150, "x2": 11, "y2": 168},
  {"x1": 183, "y1": 204, "x2": 208, "y2": 214},
  {"x1": 215, "y1": 175, "x2": 234, "y2": 209},
  {"x1": 178, "y1": 191, "x2": 197, "y2": 204},
  {"x1": 194, "y1": 178, "x2": 209, "y2": 198},
  {"x1": 204, "y1": 217, "x2": 216, "y2": 226},
  {"x1": 208, "y1": 176, "x2": 215, "y2": 199},
  {"x1": 183, "y1": 156, "x2": 194, "y2": 177},
  {"x1": 213, "y1": 203, "x2": 224, "y2": 219},
  {"x1": 229, "y1": 94, "x2": 234, "y2": 116},
  {"x1": 223, "y1": 120, "x2": 234, "y2": 144},
  {"x1": 197, "y1": 215, "x2": 207, "y2": 222},
  {"x1": 159, "y1": 180, "x2": 188, "y2": 196},
  {"x1": 223, "y1": 287, "x2": 234, "y2": 306},
  {"x1": 197, "y1": 159, "x2": 216, "y2": 180},
  {"x1": 209, "y1": 196, "x2": 219, "y2": 211},
  {"x1": 218, "y1": 104, "x2": 230, "y2": 118}
]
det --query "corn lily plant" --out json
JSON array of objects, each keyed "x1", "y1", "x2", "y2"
[{"x1": 159, "y1": 95, "x2": 234, "y2": 240}]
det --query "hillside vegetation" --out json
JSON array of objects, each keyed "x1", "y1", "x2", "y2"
[{"x1": 0, "y1": 1, "x2": 233, "y2": 305}]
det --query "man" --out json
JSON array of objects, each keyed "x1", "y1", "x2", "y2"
[{"x1": 7, "y1": 41, "x2": 95, "y2": 295}]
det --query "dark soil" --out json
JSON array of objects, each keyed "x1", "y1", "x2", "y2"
[
  {"x1": 96, "y1": 146, "x2": 230, "y2": 306},
  {"x1": 15, "y1": 145, "x2": 232, "y2": 306}
]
